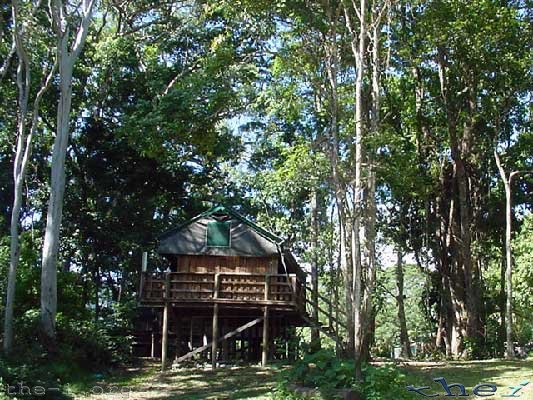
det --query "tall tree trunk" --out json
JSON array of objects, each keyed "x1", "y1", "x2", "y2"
[
  {"x1": 40, "y1": 37, "x2": 72, "y2": 340},
  {"x1": 41, "y1": 0, "x2": 95, "y2": 341},
  {"x1": 395, "y1": 251, "x2": 412, "y2": 358},
  {"x1": 4, "y1": 15, "x2": 30, "y2": 353},
  {"x1": 435, "y1": 161, "x2": 455, "y2": 357},
  {"x1": 342, "y1": 0, "x2": 367, "y2": 380},
  {"x1": 310, "y1": 189, "x2": 321, "y2": 350},
  {"x1": 499, "y1": 250, "x2": 506, "y2": 355},
  {"x1": 437, "y1": 47, "x2": 479, "y2": 356},
  {"x1": 494, "y1": 150, "x2": 517, "y2": 359},
  {"x1": 4, "y1": 0, "x2": 55, "y2": 353},
  {"x1": 324, "y1": 1, "x2": 355, "y2": 354},
  {"x1": 360, "y1": 13, "x2": 382, "y2": 361}
]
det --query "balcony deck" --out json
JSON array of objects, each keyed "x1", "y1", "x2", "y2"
[{"x1": 139, "y1": 272, "x2": 306, "y2": 312}]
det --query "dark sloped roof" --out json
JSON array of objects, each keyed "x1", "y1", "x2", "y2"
[{"x1": 157, "y1": 205, "x2": 285, "y2": 257}]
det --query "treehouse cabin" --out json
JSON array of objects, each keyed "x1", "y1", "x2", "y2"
[{"x1": 137, "y1": 205, "x2": 310, "y2": 369}]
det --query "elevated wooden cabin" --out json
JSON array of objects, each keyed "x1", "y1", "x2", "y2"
[{"x1": 137, "y1": 205, "x2": 310, "y2": 369}]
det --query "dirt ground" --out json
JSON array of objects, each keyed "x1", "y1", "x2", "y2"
[
  {"x1": 73, "y1": 363, "x2": 280, "y2": 400},
  {"x1": 72, "y1": 358, "x2": 533, "y2": 400}
]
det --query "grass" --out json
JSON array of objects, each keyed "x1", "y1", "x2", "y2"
[
  {"x1": 73, "y1": 361, "x2": 285, "y2": 400},
  {"x1": 70, "y1": 358, "x2": 533, "y2": 399},
  {"x1": 401, "y1": 359, "x2": 533, "y2": 399}
]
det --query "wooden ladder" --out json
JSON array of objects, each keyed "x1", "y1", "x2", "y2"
[
  {"x1": 304, "y1": 284, "x2": 348, "y2": 351},
  {"x1": 173, "y1": 316, "x2": 264, "y2": 365}
]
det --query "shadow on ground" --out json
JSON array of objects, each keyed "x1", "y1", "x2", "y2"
[
  {"x1": 74, "y1": 358, "x2": 533, "y2": 400},
  {"x1": 402, "y1": 359, "x2": 533, "y2": 400},
  {"x1": 75, "y1": 364, "x2": 283, "y2": 400}
]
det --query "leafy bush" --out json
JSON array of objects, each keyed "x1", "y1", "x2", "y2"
[
  {"x1": 0, "y1": 302, "x2": 134, "y2": 399},
  {"x1": 273, "y1": 349, "x2": 411, "y2": 400},
  {"x1": 0, "y1": 356, "x2": 73, "y2": 399},
  {"x1": 358, "y1": 364, "x2": 410, "y2": 400}
]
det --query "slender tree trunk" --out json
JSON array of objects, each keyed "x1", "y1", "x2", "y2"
[
  {"x1": 41, "y1": 0, "x2": 94, "y2": 341},
  {"x1": 310, "y1": 190, "x2": 320, "y2": 350},
  {"x1": 503, "y1": 183, "x2": 514, "y2": 359},
  {"x1": 40, "y1": 40, "x2": 73, "y2": 339},
  {"x1": 324, "y1": 2, "x2": 355, "y2": 354},
  {"x1": 494, "y1": 151, "x2": 517, "y2": 359},
  {"x1": 435, "y1": 161, "x2": 455, "y2": 357},
  {"x1": 343, "y1": 216, "x2": 355, "y2": 354},
  {"x1": 499, "y1": 250, "x2": 506, "y2": 355},
  {"x1": 4, "y1": 23, "x2": 30, "y2": 353},
  {"x1": 360, "y1": 15, "x2": 382, "y2": 361},
  {"x1": 4, "y1": 0, "x2": 55, "y2": 353},
  {"x1": 395, "y1": 251, "x2": 412, "y2": 358},
  {"x1": 342, "y1": 0, "x2": 367, "y2": 380}
]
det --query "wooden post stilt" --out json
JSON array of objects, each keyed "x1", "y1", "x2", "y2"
[
  {"x1": 161, "y1": 273, "x2": 170, "y2": 371},
  {"x1": 175, "y1": 313, "x2": 181, "y2": 360},
  {"x1": 221, "y1": 320, "x2": 229, "y2": 361},
  {"x1": 189, "y1": 318, "x2": 194, "y2": 351},
  {"x1": 151, "y1": 331, "x2": 156, "y2": 358},
  {"x1": 212, "y1": 303, "x2": 219, "y2": 369},
  {"x1": 262, "y1": 275, "x2": 271, "y2": 367},
  {"x1": 262, "y1": 306, "x2": 269, "y2": 367},
  {"x1": 211, "y1": 273, "x2": 220, "y2": 370},
  {"x1": 161, "y1": 303, "x2": 169, "y2": 370},
  {"x1": 139, "y1": 252, "x2": 147, "y2": 300}
]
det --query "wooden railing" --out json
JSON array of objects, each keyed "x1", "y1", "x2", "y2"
[{"x1": 140, "y1": 272, "x2": 305, "y2": 309}]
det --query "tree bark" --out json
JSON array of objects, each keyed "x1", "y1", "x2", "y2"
[
  {"x1": 395, "y1": 251, "x2": 412, "y2": 358},
  {"x1": 499, "y1": 250, "x2": 506, "y2": 355},
  {"x1": 494, "y1": 150, "x2": 517, "y2": 359},
  {"x1": 41, "y1": 0, "x2": 95, "y2": 341},
  {"x1": 310, "y1": 189, "x2": 321, "y2": 350},
  {"x1": 4, "y1": 8, "x2": 30, "y2": 353},
  {"x1": 342, "y1": 0, "x2": 367, "y2": 380},
  {"x1": 437, "y1": 47, "x2": 480, "y2": 355},
  {"x1": 4, "y1": 0, "x2": 55, "y2": 354},
  {"x1": 324, "y1": 1, "x2": 355, "y2": 354}
]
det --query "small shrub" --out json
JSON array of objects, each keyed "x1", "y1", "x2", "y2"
[
  {"x1": 0, "y1": 304, "x2": 134, "y2": 399},
  {"x1": 358, "y1": 364, "x2": 410, "y2": 400},
  {"x1": 274, "y1": 349, "x2": 412, "y2": 400}
]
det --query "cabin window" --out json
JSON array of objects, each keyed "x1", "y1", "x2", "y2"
[{"x1": 206, "y1": 221, "x2": 231, "y2": 247}]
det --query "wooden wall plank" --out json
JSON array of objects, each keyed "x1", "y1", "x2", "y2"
[{"x1": 175, "y1": 255, "x2": 277, "y2": 275}]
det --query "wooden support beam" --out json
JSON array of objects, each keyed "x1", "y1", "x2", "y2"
[
  {"x1": 301, "y1": 314, "x2": 345, "y2": 349},
  {"x1": 305, "y1": 296, "x2": 348, "y2": 330},
  {"x1": 161, "y1": 303, "x2": 169, "y2": 370},
  {"x1": 174, "y1": 316, "x2": 264, "y2": 364},
  {"x1": 139, "y1": 252, "x2": 148, "y2": 300},
  {"x1": 211, "y1": 273, "x2": 220, "y2": 370},
  {"x1": 174, "y1": 313, "x2": 181, "y2": 358},
  {"x1": 212, "y1": 303, "x2": 219, "y2": 369},
  {"x1": 161, "y1": 273, "x2": 170, "y2": 371},
  {"x1": 262, "y1": 306, "x2": 269, "y2": 367},
  {"x1": 262, "y1": 276, "x2": 271, "y2": 367},
  {"x1": 142, "y1": 252, "x2": 148, "y2": 271},
  {"x1": 151, "y1": 331, "x2": 156, "y2": 358},
  {"x1": 189, "y1": 318, "x2": 193, "y2": 351},
  {"x1": 221, "y1": 320, "x2": 229, "y2": 361}
]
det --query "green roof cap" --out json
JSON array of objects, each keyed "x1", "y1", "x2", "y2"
[{"x1": 159, "y1": 204, "x2": 284, "y2": 245}]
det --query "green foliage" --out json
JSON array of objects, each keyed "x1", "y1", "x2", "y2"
[
  {"x1": 286, "y1": 350, "x2": 357, "y2": 390},
  {"x1": 357, "y1": 364, "x2": 410, "y2": 400},
  {"x1": 0, "y1": 302, "x2": 135, "y2": 399},
  {"x1": 513, "y1": 214, "x2": 533, "y2": 342},
  {"x1": 274, "y1": 350, "x2": 411, "y2": 400}
]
